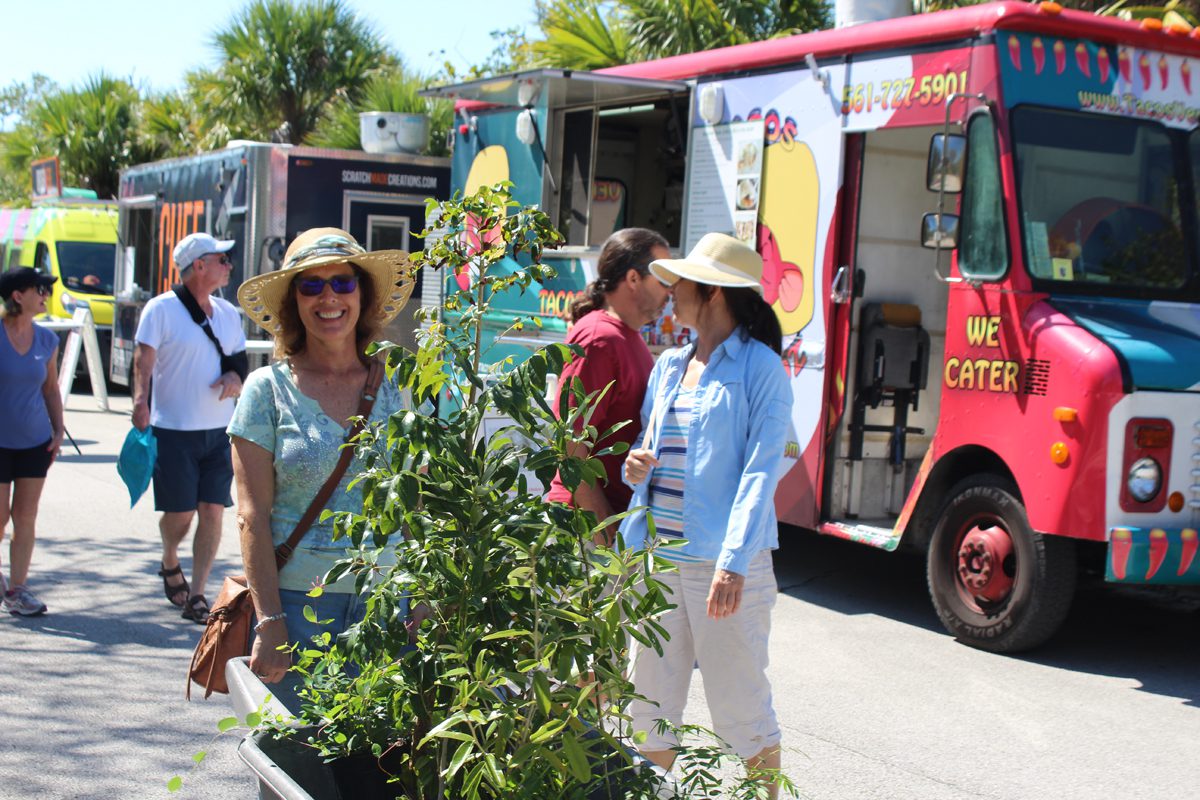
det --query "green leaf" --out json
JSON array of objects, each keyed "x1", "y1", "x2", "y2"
[
  {"x1": 481, "y1": 628, "x2": 531, "y2": 641},
  {"x1": 191, "y1": 750, "x2": 207, "y2": 764},
  {"x1": 445, "y1": 739, "x2": 476, "y2": 780},
  {"x1": 303, "y1": 604, "x2": 317, "y2": 623},
  {"x1": 560, "y1": 731, "x2": 592, "y2": 782},
  {"x1": 532, "y1": 670, "x2": 553, "y2": 717},
  {"x1": 529, "y1": 717, "x2": 567, "y2": 743},
  {"x1": 216, "y1": 716, "x2": 239, "y2": 733},
  {"x1": 166, "y1": 776, "x2": 183, "y2": 792}
]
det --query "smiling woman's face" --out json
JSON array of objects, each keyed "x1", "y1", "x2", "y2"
[{"x1": 294, "y1": 262, "x2": 361, "y2": 344}]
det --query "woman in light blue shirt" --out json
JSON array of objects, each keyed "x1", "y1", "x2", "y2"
[
  {"x1": 622, "y1": 233, "x2": 793, "y2": 798},
  {"x1": 228, "y1": 227, "x2": 416, "y2": 711}
]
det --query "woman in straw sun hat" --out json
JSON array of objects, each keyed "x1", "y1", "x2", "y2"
[
  {"x1": 620, "y1": 232, "x2": 793, "y2": 797},
  {"x1": 227, "y1": 227, "x2": 418, "y2": 709}
]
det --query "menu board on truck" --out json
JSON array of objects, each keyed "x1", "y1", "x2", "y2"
[{"x1": 683, "y1": 119, "x2": 765, "y2": 251}]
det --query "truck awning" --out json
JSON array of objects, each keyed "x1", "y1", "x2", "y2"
[{"x1": 420, "y1": 68, "x2": 688, "y2": 111}]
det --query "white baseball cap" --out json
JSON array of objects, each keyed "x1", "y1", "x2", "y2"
[{"x1": 173, "y1": 232, "x2": 235, "y2": 269}]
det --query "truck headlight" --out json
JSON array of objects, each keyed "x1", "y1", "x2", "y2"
[
  {"x1": 61, "y1": 292, "x2": 90, "y2": 311},
  {"x1": 1126, "y1": 457, "x2": 1162, "y2": 503}
]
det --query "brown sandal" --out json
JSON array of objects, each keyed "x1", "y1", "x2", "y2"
[
  {"x1": 158, "y1": 563, "x2": 189, "y2": 608},
  {"x1": 182, "y1": 594, "x2": 209, "y2": 624}
]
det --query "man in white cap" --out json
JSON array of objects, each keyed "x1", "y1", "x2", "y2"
[{"x1": 131, "y1": 232, "x2": 247, "y2": 624}]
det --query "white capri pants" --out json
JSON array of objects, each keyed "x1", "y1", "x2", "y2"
[{"x1": 628, "y1": 549, "x2": 780, "y2": 759}]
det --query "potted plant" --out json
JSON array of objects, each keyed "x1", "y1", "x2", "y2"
[{"x1": 178, "y1": 184, "x2": 796, "y2": 799}]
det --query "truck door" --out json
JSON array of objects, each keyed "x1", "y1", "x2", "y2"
[
  {"x1": 111, "y1": 196, "x2": 157, "y2": 385},
  {"x1": 345, "y1": 195, "x2": 427, "y2": 354}
]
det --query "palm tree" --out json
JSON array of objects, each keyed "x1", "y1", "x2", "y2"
[
  {"x1": 309, "y1": 67, "x2": 455, "y2": 157},
  {"x1": 205, "y1": 0, "x2": 391, "y2": 144},
  {"x1": 530, "y1": 0, "x2": 831, "y2": 69},
  {"x1": 531, "y1": 0, "x2": 640, "y2": 69},
  {"x1": 1, "y1": 73, "x2": 161, "y2": 199}
]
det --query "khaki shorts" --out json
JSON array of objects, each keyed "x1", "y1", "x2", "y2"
[{"x1": 628, "y1": 549, "x2": 780, "y2": 758}]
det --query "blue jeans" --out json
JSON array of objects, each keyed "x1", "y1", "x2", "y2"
[{"x1": 268, "y1": 588, "x2": 369, "y2": 715}]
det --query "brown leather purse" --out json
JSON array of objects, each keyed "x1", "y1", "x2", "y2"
[{"x1": 187, "y1": 360, "x2": 384, "y2": 699}]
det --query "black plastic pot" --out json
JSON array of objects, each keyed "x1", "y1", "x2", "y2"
[{"x1": 326, "y1": 748, "x2": 409, "y2": 800}]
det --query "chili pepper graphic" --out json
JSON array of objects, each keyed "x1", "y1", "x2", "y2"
[
  {"x1": 1110, "y1": 528, "x2": 1132, "y2": 580},
  {"x1": 1008, "y1": 36, "x2": 1022, "y2": 71},
  {"x1": 1054, "y1": 40, "x2": 1067, "y2": 75},
  {"x1": 1075, "y1": 43, "x2": 1091, "y2": 78},
  {"x1": 1032, "y1": 38, "x2": 1046, "y2": 74},
  {"x1": 1097, "y1": 48, "x2": 1111, "y2": 83},
  {"x1": 1183, "y1": 60, "x2": 1193, "y2": 94},
  {"x1": 1158, "y1": 55, "x2": 1170, "y2": 89},
  {"x1": 782, "y1": 336, "x2": 808, "y2": 377},
  {"x1": 1118, "y1": 49, "x2": 1132, "y2": 83},
  {"x1": 1147, "y1": 528, "x2": 1168, "y2": 580},
  {"x1": 1139, "y1": 53, "x2": 1152, "y2": 90},
  {"x1": 1178, "y1": 528, "x2": 1197, "y2": 576}
]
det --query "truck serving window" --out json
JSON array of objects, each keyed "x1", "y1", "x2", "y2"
[
  {"x1": 959, "y1": 112, "x2": 1008, "y2": 280},
  {"x1": 1011, "y1": 106, "x2": 1195, "y2": 295},
  {"x1": 56, "y1": 241, "x2": 116, "y2": 295},
  {"x1": 556, "y1": 97, "x2": 687, "y2": 247}
]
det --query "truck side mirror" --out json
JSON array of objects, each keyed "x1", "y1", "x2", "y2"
[
  {"x1": 921, "y1": 213, "x2": 960, "y2": 250},
  {"x1": 927, "y1": 133, "x2": 966, "y2": 194}
]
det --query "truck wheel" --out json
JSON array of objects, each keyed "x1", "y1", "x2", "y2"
[{"x1": 927, "y1": 476, "x2": 1076, "y2": 653}]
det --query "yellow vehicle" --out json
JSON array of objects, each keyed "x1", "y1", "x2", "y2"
[{"x1": 0, "y1": 198, "x2": 118, "y2": 377}]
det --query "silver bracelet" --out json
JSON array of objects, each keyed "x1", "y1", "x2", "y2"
[{"x1": 254, "y1": 612, "x2": 287, "y2": 632}]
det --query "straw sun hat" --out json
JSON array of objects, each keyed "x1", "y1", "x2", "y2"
[
  {"x1": 649, "y1": 232, "x2": 764, "y2": 294},
  {"x1": 238, "y1": 227, "x2": 415, "y2": 336}
]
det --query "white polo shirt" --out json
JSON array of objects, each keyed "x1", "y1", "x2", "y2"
[{"x1": 134, "y1": 291, "x2": 246, "y2": 431}]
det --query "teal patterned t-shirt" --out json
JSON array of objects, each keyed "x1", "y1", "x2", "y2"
[{"x1": 227, "y1": 360, "x2": 408, "y2": 593}]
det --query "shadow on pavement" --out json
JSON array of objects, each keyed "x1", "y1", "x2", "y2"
[
  {"x1": 773, "y1": 528, "x2": 942, "y2": 634},
  {"x1": 56, "y1": 453, "x2": 118, "y2": 465},
  {"x1": 774, "y1": 527, "x2": 1200, "y2": 705},
  {"x1": 1021, "y1": 579, "x2": 1200, "y2": 706}
]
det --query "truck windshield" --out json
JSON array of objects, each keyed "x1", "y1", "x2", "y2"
[
  {"x1": 1010, "y1": 106, "x2": 1196, "y2": 298},
  {"x1": 55, "y1": 241, "x2": 115, "y2": 295}
]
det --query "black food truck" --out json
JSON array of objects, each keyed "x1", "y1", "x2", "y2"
[{"x1": 110, "y1": 142, "x2": 450, "y2": 384}]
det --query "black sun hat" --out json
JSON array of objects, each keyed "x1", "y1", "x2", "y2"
[{"x1": 0, "y1": 267, "x2": 57, "y2": 300}]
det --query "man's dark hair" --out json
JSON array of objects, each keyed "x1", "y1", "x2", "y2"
[{"x1": 568, "y1": 228, "x2": 669, "y2": 324}]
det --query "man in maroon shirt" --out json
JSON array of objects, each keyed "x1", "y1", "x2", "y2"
[{"x1": 546, "y1": 229, "x2": 672, "y2": 543}]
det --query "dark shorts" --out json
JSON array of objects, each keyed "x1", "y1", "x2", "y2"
[
  {"x1": 151, "y1": 427, "x2": 234, "y2": 513},
  {"x1": 0, "y1": 440, "x2": 54, "y2": 483}
]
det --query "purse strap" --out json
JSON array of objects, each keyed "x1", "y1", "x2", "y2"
[{"x1": 274, "y1": 359, "x2": 385, "y2": 567}]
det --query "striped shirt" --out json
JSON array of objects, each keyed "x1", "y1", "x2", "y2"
[{"x1": 647, "y1": 385, "x2": 704, "y2": 563}]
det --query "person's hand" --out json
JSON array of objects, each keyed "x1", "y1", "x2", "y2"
[
  {"x1": 212, "y1": 371, "x2": 243, "y2": 401},
  {"x1": 623, "y1": 448, "x2": 659, "y2": 484},
  {"x1": 706, "y1": 569, "x2": 745, "y2": 620},
  {"x1": 249, "y1": 621, "x2": 291, "y2": 684},
  {"x1": 406, "y1": 602, "x2": 432, "y2": 643},
  {"x1": 47, "y1": 429, "x2": 64, "y2": 463},
  {"x1": 131, "y1": 399, "x2": 150, "y2": 432}
]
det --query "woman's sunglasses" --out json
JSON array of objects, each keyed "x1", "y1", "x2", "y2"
[
  {"x1": 35, "y1": 285, "x2": 51, "y2": 296},
  {"x1": 295, "y1": 274, "x2": 358, "y2": 296}
]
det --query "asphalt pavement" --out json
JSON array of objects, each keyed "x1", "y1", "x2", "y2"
[
  {"x1": 1, "y1": 388, "x2": 1198, "y2": 799},
  {"x1": 0, "y1": 391, "x2": 253, "y2": 800}
]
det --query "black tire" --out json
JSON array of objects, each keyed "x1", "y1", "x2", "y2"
[{"x1": 927, "y1": 475, "x2": 1076, "y2": 653}]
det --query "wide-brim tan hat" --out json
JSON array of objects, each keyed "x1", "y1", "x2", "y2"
[
  {"x1": 649, "y1": 232, "x2": 763, "y2": 294},
  {"x1": 238, "y1": 227, "x2": 415, "y2": 336}
]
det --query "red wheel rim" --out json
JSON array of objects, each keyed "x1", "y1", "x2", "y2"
[{"x1": 953, "y1": 514, "x2": 1016, "y2": 612}]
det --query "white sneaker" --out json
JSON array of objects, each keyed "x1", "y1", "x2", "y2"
[{"x1": 4, "y1": 585, "x2": 47, "y2": 617}]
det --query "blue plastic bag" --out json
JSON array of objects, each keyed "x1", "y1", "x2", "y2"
[{"x1": 117, "y1": 427, "x2": 157, "y2": 508}]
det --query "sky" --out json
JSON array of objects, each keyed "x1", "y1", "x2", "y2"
[{"x1": 2, "y1": 0, "x2": 537, "y2": 105}]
